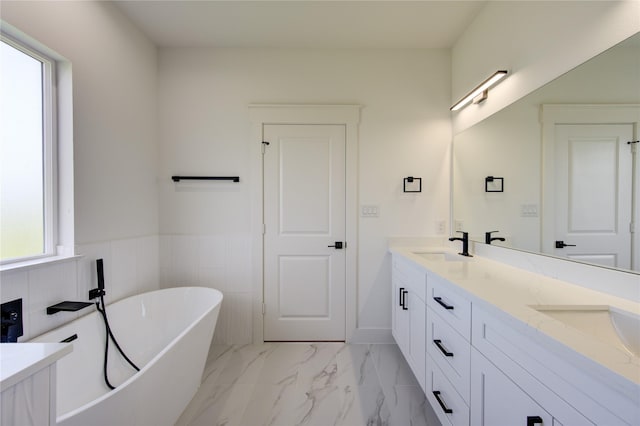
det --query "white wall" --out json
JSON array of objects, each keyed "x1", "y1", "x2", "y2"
[
  {"x1": 157, "y1": 48, "x2": 452, "y2": 343},
  {"x1": 0, "y1": 1, "x2": 159, "y2": 340},
  {"x1": 451, "y1": 0, "x2": 640, "y2": 133}
]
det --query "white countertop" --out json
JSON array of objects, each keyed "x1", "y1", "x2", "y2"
[
  {"x1": 390, "y1": 246, "x2": 640, "y2": 393},
  {"x1": 1, "y1": 342, "x2": 72, "y2": 391}
]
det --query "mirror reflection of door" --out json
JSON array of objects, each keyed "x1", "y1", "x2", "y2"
[{"x1": 553, "y1": 123, "x2": 634, "y2": 269}]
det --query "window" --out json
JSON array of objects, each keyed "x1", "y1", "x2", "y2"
[{"x1": 0, "y1": 35, "x2": 56, "y2": 263}]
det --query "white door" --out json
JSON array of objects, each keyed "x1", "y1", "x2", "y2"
[
  {"x1": 263, "y1": 124, "x2": 346, "y2": 341},
  {"x1": 553, "y1": 124, "x2": 634, "y2": 268}
]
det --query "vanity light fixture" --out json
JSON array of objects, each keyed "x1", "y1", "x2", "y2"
[{"x1": 450, "y1": 70, "x2": 508, "y2": 111}]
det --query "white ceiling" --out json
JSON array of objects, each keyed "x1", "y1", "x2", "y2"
[{"x1": 113, "y1": 0, "x2": 487, "y2": 49}]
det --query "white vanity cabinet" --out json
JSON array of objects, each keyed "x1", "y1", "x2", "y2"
[
  {"x1": 473, "y1": 305, "x2": 630, "y2": 426},
  {"x1": 391, "y1": 253, "x2": 426, "y2": 391},
  {"x1": 390, "y1": 248, "x2": 639, "y2": 426}
]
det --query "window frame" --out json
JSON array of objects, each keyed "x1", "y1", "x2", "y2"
[{"x1": 1, "y1": 33, "x2": 58, "y2": 265}]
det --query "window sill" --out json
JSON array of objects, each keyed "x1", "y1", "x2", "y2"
[{"x1": 0, "y1": 254, "x2": 82, "y2": 273}]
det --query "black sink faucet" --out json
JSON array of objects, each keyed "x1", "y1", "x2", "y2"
[
  {"x1": 485, "y1": 231, "x2": 506, "y2": 245},
  {"x1": 449, "y1": 231, "x2": 472, "y2": 257}
]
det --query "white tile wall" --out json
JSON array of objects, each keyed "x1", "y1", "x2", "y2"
[
  {"x1": 136, "y1": 236, "x2": 160, "y2": 295},
  {"x1": 0, "y1": 235, "x2": 159, "y2": 341},
  {"x1": 27, "y1": 262, "x2": 78, "y2": 337},
  {"x1": 160, "y1": 234, "x2": 252, "y2": 344}
]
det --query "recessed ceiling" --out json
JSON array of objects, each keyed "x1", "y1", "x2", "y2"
[{"x1": 113, "y1": 1, "x2": 487, "y2": 49}]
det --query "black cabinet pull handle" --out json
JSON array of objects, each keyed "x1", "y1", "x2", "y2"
[
  {"x1": 432, "y1": 391, "x2": 453, "y2": 414},
  {"x1": 433, "y1": 296, "x2": 454, "y2": 310},
  {"x1": 433, "y1": 339, "x2": 454, "y2": 357},
  {"x1": 527, "y1": 416, "x2": 543, "y2": 426},
  {"x1": 402, "y1": 290, "x2": 408, "y2": 310},
  {"x1": 399, "y1": 287, "x2": 405, "y2": 308}
]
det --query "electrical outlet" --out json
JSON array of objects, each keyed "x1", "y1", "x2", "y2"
[
  {"x1": 454, "y1": 220, "x2": 464, "y2": 232},
  {"x1": 436, "y1": 220, "x2": 446, "y2": 234}
]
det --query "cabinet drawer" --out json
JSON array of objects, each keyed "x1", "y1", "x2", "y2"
[
  {"x1": 471, "y1": 348, "x2": 554, "y2": 426},
  {"x1": 426, "y1": 355, "x2": 470, "y2": 426},
  {"x1": 473, "y1": 306, "x2": 598, "y2": 426},
  {"x1": 426, "y1": 273, "x2": 471, "y2": 340},
  {"x1": 427, "y1": 306, "x2": 471, "y2": 403},
  {"x1": 393, "y1": 254, "x2": 426, "y2": 301}
]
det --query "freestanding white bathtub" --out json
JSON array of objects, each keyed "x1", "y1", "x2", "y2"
[{"x1": 31, "y1": 287, "x2": 222, "y2": 426}]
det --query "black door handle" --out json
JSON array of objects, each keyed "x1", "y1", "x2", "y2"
[
  {"x1": 527, "y1": 416, "x2": 543, "y2": 426},
  {"x1": 328, "y1": 242, "x2": 343, "y2": 249},
  {"x1": 555, "y1": 240, "x2": 576, "y2": 248},
  {"x1": 399, "y1": 287, "x2": 405, "y2": 308},
  {"x1": 402, "y1": 290, "x2": 408, "y2": 310}
]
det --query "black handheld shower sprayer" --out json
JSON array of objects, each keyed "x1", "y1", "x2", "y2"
[
  {"x1": 89, "y1": 259, "x2": 106, "y2": 300},
  {"x1": 91, "y1": 258, "x2": 140, "y2": 390}
]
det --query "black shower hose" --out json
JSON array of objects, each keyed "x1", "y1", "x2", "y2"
[{"x1": 96, "y1": 295, "x2": 140, "y2": 390}]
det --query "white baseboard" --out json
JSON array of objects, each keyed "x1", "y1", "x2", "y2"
[{"x1": 348, "y1": 328, "x2": 394, "y2": 344}]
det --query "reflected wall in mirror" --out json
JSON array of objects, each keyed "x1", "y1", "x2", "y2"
[{"x1": 453, "y1": 32, "x2": 640, "y2": 273}]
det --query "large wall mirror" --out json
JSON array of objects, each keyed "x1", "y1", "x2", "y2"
[{"x1": 453, "y1": 32, "x2": 640, "y2": 273}]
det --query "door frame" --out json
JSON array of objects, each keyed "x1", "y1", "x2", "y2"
[
  {"x1": 249, "y1": 104, "x2": 361, "y2": 343},
  {"x1": 541, "y1": 104, "x2": 640, "y2": 268}
]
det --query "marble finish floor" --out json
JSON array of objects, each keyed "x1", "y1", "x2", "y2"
[{"x1": 176, "y1": 343, "x2": 441, "y2": 426}]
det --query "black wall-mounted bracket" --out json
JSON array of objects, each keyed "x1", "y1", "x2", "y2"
[
  {"x1": 485, "y1": 176, "x2": 504, "y2": 192},
  {"x1": 403, "y1": 176, "x2": 422, "y2": 193}
]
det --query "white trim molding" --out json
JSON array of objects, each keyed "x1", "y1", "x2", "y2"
[{"x1": 249, "y1": 104, "x2": 361, "y2": 343}]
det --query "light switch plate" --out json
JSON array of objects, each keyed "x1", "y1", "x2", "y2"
[
  {"x1": 361, "y1": 205, "x2": 379, "y2": 217},
  {"x1": 521, "y1": 204, "x2": 538, "y2": 217}
]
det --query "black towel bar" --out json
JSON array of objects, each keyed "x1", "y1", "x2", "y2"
[{"x1": 171, "y1": 176, "x2": 240, "y2": 183}]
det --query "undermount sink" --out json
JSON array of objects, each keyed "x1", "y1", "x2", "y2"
[
  {"x1": 531, "y1": 305, "x2": 640, "y2": 357},
  {"x1": 413, "y1": 251, "x2": 473, "y2": 262}
]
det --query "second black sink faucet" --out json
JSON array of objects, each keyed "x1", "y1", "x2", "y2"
[
  {"x1": 485, "y1": 230, "x2": 506, "y2": 245},
  {"x1": 449, "y1": 231, "x2": 472, "y2": 257}
]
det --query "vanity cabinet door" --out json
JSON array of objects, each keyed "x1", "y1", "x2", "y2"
[
  {"x1": 391, "y1": 253, "x2": 427, "y2": 390},
  {"x1": 471, "y1": 348, "x2": 553, "y2": 426},
  {"x1": 407, "y1": 292, "x2": 426, "y2": 391}
]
